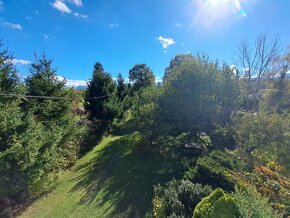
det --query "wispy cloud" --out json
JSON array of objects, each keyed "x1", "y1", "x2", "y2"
[
  {"x1": 25, "y1": 16, "x2": 32, "y2": 20},
  {"x1": 0, "y1": 1, "x2": 4, "y2": 11},
  {"x1": 56, "y1": 75, "x2": 87, "y2": 87},
  {"x1": 158, "y1": 36, "x2": 175, "y2": 49},
  {"x1": 68, "y1": 0, "x2": 83, "y2": 7},
  {"x1": 175, "y1": 22, "x2": 182, "y2": 28},
  {"x1": 43, "y1": 34, "x2": 49, "y2": 40},
  {"x1": 11, "y1": 59, "x2": 31, "y2": 65},
  {"x1": 0, "y1": 20, "x2": 23, "y2": 30},
  {"x1": 50, "y1": 0, "x2": 71, "y2": 14},
  {"x1": 74, "y1": 12, "x2": 88, "y2": 19},
  {"x1": 109, "y1": 23, "x2": 119, "y2": 28},
  {"x1": 50, "y1": 0, "x2": 88, "y2": 18}
]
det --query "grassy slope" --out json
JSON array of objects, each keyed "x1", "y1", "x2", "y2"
[{"x1": 20, "y1": 133, "x2": 183, "y2": 218}]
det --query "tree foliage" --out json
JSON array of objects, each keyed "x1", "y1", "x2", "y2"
[
  {"x1": 129, "y1": 64, "x2": 155, "y2": 92},
  {"x1": 24, "y1": 54, "x2": 71, "y2": 122},
  {"x1": 0, "y1": 50, "x2": 82, "y2": 200},
  {"x1": 234, "y1": 113, "x2": 290, "y2": 170},
  {"x1": 84, "y1": 62, "x2": 118, "y2": 132},
  {"x1": 164, "y1": 54, "x2": 194, "y2": 82},
  {"x1": 233, "y1": 186, "x2": 282, "y2": 218},
  {"x1": 158, "y1": 55, "x2": 240, "y2": 136}
]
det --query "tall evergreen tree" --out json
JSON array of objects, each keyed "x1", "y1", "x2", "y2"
[
  {"x1": 0, "y1": 41, "x2": 23, "y2": 101},
  {"x1": 84, "y1": 62, "x2": 118, "y2": 131},
  {"x1": 0, "y1": 41, "x2": 23, "y2": 152},
  {"x1": 25, "y1": 54, "x2": 71, "y2": 122},
  {"x1": 116, "y1": 73, "x2": 128, "y2": 101}
]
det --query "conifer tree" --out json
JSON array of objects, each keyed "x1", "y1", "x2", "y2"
[
  {"x1": 25, "y1": 54, "x2": 71, "y2": 122},
  {"x1": 116, "y1": 73, "x2": 128, "y2": 101},
  {"x1": 84, "y1": 62, "x2": 118, "y2": 131}
]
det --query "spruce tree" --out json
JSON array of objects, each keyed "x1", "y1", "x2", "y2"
[
  {"x1": 0, "y1": 41, "x2": 24, "y2": 101},
  {"x1": 25, "y1": 54, "x2": 71, "y2": 122},
  {"x1": 84, "y1": 62, "x2": 118, "y2": 132},
  {"x1": 116, "y1": 73, "x2": 128, "y2": 101}
]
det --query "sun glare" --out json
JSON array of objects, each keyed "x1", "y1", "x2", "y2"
[{"x1": 193, "y1": 0, "x2": 248, "y2": 29}]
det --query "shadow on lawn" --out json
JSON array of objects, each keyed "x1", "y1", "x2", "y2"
[{"x1": 69, "y1": 134, "x2": 184, "y2": 217}]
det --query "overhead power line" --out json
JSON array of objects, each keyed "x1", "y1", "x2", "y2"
[{"x1": 0, "y1": 93, "x2": 110, "y2": 100}]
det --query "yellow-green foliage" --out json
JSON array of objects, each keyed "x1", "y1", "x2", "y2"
[
  {"x1": 152, "y1": 197, "x2": 166, "y2": 218},
  {"x1": 193, "y1": 188, "x2": 240, "y2": 218}
]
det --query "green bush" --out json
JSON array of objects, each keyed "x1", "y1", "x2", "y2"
[
  {"x1": 153, "y1": 179, "x2": 213, "y2": 218},
  {"x1": 234, "y1": 113, "x2": 290, "y2": 170},
  {"x1": 208, "y1": 150, "x2": 237, "y2": 170},
  {"x1": 233, "y1": 186, "x2": 282, "y2": 218},
  {"x1": 193, "y1": 188, "x2": 240, "y2": 218},
  {"x1": 184, "y1": 153, "x2": 235, "y2": 191}
]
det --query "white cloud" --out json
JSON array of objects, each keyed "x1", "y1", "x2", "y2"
[
  {"x1": 74, "y1": 12, "x2": 88, "y2": 18},
  {"x1": 109, "y1": 23, "x2": 119, "y2": 28},
  {"x1": 25, "y1": 16, "x2": 32, "y2": 20},
  {"x1": 50, "y1": 1, "x2": 88, "y2": 19},
  {"x1": 68, "y1": 0, "x2": 83, "y2": 6},
  {"x1": 56, "y1": 75, "x2": 87, "y2": 87},
  {"x1": 11, "y1": 59, "x2": 31, "y2": 65},
  {"x1": 0, "y1": 21, "x2": 23, "y2": 30},
  {"x1": 50, "y1": 0, "x2": 72, "y2": 14},
  {"x1": 158, "y1": 36, "x2": 175, "y2": 49},
  {"x1": 35, "y1": 10, "x2": 40, "y2": 14}
]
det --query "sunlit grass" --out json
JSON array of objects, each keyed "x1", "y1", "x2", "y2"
[{"x1": 20, "y1": 133, "x2": 183, "y2": 218}]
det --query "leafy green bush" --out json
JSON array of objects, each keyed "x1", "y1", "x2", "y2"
[
  {"x1": 234, "y1": 112, "x2": 290, "y2": 173},
  {"x1": 184, "y1": 153, "x2": 235, "y2": 191},
  {"x1": 193, "y1": 188, "x2": 240, "y2": 218},
  {"x1": 153, "y1": 179, "x2": 213, "y2": 218},
  {"x1": 233, "y1": 186, "x2": 282, "y2": 218}
]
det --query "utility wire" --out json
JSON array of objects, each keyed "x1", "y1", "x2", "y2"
[{"x1": 0, "y1": 93, "x2": 110, "y2": 100}]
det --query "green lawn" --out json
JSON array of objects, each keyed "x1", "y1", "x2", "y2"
[{"x1": 20, "y1": 133, "x2": 183, "y2": 218}]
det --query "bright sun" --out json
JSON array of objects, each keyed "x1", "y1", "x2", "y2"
[{"x1": 192, "y1": 0, "x2": 248, "y2": 29}]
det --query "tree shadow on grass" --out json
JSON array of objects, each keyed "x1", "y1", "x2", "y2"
[{"x1": 69, "y1": 134, "x2": 184, "y2": 217}]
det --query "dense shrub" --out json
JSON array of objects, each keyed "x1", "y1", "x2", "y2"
[
  {"x1": 233, "y1": 186, "x2": 282, "y2": 218},
  {"x1": 193, "y1": 188, "x2": 240, "y2": 218},
  {"x1": 0, "y1": 109, "x2": 82, "y2": 199},
  {"x1": 234, "y1": 112, "x2": 290, "y2": 172},
  {"x1": 0, "y1": 53, "x2": 84, "y2": 200},
  {"x1": 184, "y1": 152, "x2": 235, "y2": 191},
  {"x1": 153, "y1": 180, "x2": 213, "y2": 218},
  {"x1": 129, "y1": 86, "x2": 163, "y2": 145}
]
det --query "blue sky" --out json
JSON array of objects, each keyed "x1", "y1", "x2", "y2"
[{"x1": 0, "y1": 0, "x2": 289, "y2": 86}]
